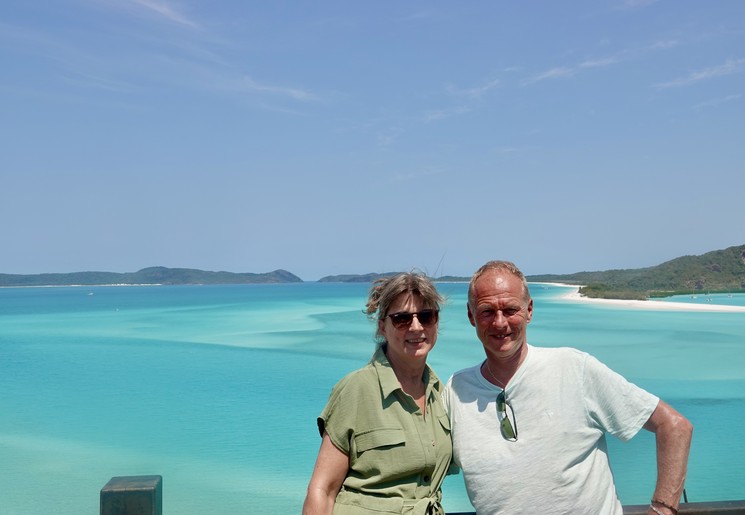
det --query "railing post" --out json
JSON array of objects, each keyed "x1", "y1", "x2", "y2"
[{"x1": 100, "y1": 475, "x2": 162, "y2": 515}]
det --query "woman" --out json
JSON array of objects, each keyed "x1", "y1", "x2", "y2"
[{"x1": 303, "y1": 272, "x2": 452, "y2": 515}]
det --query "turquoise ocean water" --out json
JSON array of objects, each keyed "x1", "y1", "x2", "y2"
[{"x1": 1, "y1": 282, "x2": 744, "y2": 514}]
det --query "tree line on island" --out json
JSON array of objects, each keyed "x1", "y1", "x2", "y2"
[
  {"x1": 2, "y1": 245, "x2": 743, "y2": 301},
  {"x1": 320, "y1": 244, "x2": 745, "y2": 300},
  {"x1": 528, "y1": 244, "x2": 745, "y2": 300},
  {"x1": 0, "y1": 266, "x2": 302, "y2": 287}
]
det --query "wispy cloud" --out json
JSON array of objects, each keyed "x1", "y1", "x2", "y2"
[
  {"x1": 693, "y1": 93, "x2": 742, "y2": 110},
  {"x1": 494, "y1": 146, "x2": 525, "y2": 155},
  {"x1": 239, "y1": 76, "x2": 317, "y2": 102},
  {"x1": 132, "y1": 0, "x2": 199, "y2": 28},
  {"x1": 390, "y1": 167, "x2": 444, "y2": 183},
  {"x1": 1, "y1": 15, "x2": 317, "y2": 112},
  {"x1": 420, "y1": 77, "x2": 498, "y2": 123},
  {"x1": 445, "y1": 78, "x2": 500, "y2": 99},
  {"x1": 71, "y1": 3, "x2": 316, "y2": 107},
  {"x1": 579, "y1": 57, "x2": 618, "y2": 69},
  {"x1": 377, "y1": 126, "x2": 405, "y2": 147},
  {"x1": 523, "y1": 42, "x2": 688, "y2": 86},
  {"x1": 650, "y1": 40, "x2": 679, "y2": 50},
  {"x1": 422, "y1": 106, "x2": 471, "y2": 123},
  {"x1": 60, "y1": 71, "x2": 137, "y2": 93},
  {"x1": 621, "y1": 0, "x2": 660, "y2": 9},
  {"x1": 0, "y1": 20, "x2": 142, "y2": 93},
  {"x1": 654, "y1": 58, "x2": 745, "y2": 88},
  {"x1": 523, "y1": 66, "x2": 575, "y2": 84}
]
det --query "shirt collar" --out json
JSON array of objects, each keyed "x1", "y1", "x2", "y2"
[{"x1": 371, "y1": 346, "x2": 441, "y2": 400}]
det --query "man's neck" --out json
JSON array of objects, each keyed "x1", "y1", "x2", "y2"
[{"x1": 484, "y1": 343, "x2": 529, "y2": 386}]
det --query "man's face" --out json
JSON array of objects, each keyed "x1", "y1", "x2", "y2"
[{"x1": 467, "y1": 270, "x2": 533, "y2": 361}]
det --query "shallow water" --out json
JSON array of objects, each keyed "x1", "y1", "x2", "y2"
[{"x1": 1, "y1": 283, "x2": 743, "y2": 513}]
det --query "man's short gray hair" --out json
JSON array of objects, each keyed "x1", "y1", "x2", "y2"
[{"x1": 468, "y1": 260, "x2": 531, "y2": 307}]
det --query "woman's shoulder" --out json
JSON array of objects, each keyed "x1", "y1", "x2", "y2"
[
  {"x1": 329, "y1": 361, "x2": 379, "y2": 395},
  {"x1": 322, "y1": 361, "x2": 381, "y2": 425}
]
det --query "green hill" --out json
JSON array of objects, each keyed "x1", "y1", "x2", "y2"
[
  {"x1": 317, "y1": 272, "x2": 400, "y2": 283},
  {"x1": 316, "y1": 244, "x2": 745, "y2": 300},
  {"x1": 527, "y1": 244, "x2": 745, "y2": 300},
  {"x1": 0, "y1": 267, "x2": 303, "y2": 286}
]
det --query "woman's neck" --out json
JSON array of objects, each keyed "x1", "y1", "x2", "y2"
[{"x1": 385, "y1": 349, "x2": 427, "y2": 397}]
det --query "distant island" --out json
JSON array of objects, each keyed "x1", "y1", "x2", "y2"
[
  {"x1": 319, "y1": 244, "x2": 745, "y2": 301},
  {"x1": 3, "y1": 245, "x2": 743, "y2": 300},
  {"x1": 0, "y1": 266, "x2": 302, "y2": 287},
  {"x1": 317, "y1": 272, "x2": 401, "y2": 283},
  {"x1": 317, "y1": 273, "x2": 470, "y2": 283}
]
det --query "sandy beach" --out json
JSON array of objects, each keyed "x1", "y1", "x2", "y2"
[{"x1": 547, "y1": 284, "x2": 745, "y2": 313}]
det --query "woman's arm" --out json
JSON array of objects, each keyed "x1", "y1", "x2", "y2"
[{"x1": 302, "y1": 433, "x2": 350, "y2": 515}]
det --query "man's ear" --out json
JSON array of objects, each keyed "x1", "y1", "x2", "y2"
[{"x1": 467, "y1": 303, "x2": 476, "y2": 327}]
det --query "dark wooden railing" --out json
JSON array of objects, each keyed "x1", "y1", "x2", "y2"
[
  {"x1": 622, "y1": 501, "x2": 745, "y2": 514},
  {"x1": 451, "y1": 500, "x2": 745, "y2": 515},
  {"x1": 99, "y1": 475, "x2": 745, "y2": 515}
]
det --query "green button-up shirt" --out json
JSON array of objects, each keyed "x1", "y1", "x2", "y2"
[{"x1": 318, "y1": 347, "x2": 452, "y2": 515}]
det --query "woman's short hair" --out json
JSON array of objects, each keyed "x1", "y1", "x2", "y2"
[{"x1": 366, "y1": 272, "x2": 444, "y2": 345}]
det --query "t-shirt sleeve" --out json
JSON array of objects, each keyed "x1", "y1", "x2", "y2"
[
  {"x1": 581, "y1": 353, "x2": 659, "y2": 442},
  {"x1": 441, "y1": 378, "x2": 452, "y2": 417}
]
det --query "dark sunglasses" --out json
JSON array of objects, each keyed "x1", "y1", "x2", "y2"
[
  {"x1": 497, "y1": 390, "x2": 518, "y2": 442},
  {"x1": 386, "y1": 309, "x2": 439, "y2": 329}
]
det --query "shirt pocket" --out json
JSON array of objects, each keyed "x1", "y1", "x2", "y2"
[{"x1": 353, "y1": 427, "x2": 406, "y2": 454}]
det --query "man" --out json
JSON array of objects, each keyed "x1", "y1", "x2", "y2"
[{"x1": 444, "y1": 260, "x2": 692, "y2": 515}]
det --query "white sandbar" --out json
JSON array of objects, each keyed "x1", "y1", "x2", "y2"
[{"x1": 552, "y1": 285, "x2": 745, "y2": 313}]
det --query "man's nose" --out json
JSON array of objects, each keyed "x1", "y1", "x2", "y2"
[{"x1": 492, "y1": 311, "x2": 508, "y2": 326}]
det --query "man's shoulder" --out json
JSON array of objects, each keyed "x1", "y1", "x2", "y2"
[
  {"x1": 531, "y1": 344, "x2": 589, "y2": 361},
  {"x1": 445, "y1": 363, "x2": 483, "y2": 393},
  {"x1": 449, "y1": 362, "x2": 481, "y2": 381},
  {"x1": 524, "y1": 346, "x2": 595, "y2": 378}
]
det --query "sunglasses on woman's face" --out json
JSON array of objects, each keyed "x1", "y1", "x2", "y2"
[{"x1": 386, "y1": 309, "x2": 439, "y2": 329}]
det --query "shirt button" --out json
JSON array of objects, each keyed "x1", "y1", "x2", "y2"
[{"x1": 431, "y1": 440, "x2": 435, "y2": 446}]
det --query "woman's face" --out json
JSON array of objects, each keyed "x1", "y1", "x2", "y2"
[{"x1": 378, "y1": 292, "x2": 438, "y2": 368}]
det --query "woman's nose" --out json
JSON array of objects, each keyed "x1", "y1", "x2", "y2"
[{"x1": 409, "y1": 314, "x2": 424, "y2": 330}]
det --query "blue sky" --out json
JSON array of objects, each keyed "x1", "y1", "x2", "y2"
[{"x1": 2, "y1": 1, "x2": 743, "y2": 280}]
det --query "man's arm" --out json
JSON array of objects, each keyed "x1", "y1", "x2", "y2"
[{"x1": 643, "y1": 400, "x2": 693, "y2": 514}]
